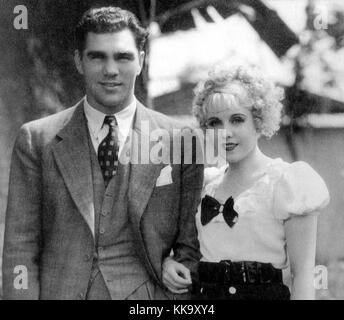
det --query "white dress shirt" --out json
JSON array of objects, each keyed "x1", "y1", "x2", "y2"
[{"x1": 83, "y1": 97, "x2": 136, "y2": 157}]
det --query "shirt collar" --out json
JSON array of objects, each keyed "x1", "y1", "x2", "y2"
[{"x1": 83, "y1": 96, "x2": 137, "y2": 138}]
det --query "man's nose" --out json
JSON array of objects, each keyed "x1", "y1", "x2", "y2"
[{"x1": 103, "y1": 59, "x2": 119, "y2": 76}]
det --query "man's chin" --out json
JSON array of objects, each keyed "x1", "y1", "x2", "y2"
[{"x1": 95, "y1": 96, "x2": 126, "y2": 111}]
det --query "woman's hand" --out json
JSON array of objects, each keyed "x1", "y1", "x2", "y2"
[{"x1": 162, "y1": 257, "x2": 192, "y2": 294}]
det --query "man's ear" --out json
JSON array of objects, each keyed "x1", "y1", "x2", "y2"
[
  {"x1": 137, "y1": 51, "x2": 145, "y2": 75},
  {"x1": 74, "y1": 49, "x2": 84, "y2": 75}
]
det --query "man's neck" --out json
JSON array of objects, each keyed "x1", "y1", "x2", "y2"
[{"x1": 86, "y1": 96, "x2": 135, "y2": 115}]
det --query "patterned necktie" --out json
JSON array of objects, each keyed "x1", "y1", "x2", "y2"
[{"x1": 98, "y1": 115, "x2": 119, "y2": 187}]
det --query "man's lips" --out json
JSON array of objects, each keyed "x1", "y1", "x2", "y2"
[
  {"x1": 99, "y1": 81, "x2": 122, "y2": 88},
  {"x1": 224, "y1": 143, "x2": 238, "y2": 151}
]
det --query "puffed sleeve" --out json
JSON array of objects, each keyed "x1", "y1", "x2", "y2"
[{"x1": 273, "y1": 161, "x2": 330, "y2": 220}]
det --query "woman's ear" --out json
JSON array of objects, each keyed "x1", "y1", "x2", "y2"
[
  {"x1": 253, "y1": 118, "x2": 263, "y2": 138},
  {"x1": 255, "y1": 126, "x2": 262, "y2": 139}
]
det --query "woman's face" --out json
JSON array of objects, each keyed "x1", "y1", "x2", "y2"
[{"x1": 204, "y1": 90, "x2": 259, "y2": 164}]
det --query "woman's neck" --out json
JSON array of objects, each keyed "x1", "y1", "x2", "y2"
[{"x1": 225, "y1": 146, "x2": 271, "y2": 183}]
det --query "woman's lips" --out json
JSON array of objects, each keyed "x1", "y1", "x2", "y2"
[{"x1": 225, "y1": 143, "x2": 238, "y2": 151}]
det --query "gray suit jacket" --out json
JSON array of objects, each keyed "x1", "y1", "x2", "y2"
[{"x1": 2, "y1": 101, "x2": 203, "y2": 299}]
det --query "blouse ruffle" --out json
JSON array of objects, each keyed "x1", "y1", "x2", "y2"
[{"x1": 203, "y1": 159, "x2": 330, "y2": 221}]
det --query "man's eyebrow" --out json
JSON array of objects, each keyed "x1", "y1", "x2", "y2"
[
  {"x1": 86, "y1": 51, "x2": 106, "y2": 58},
  {"x1": 114, "y1": 51, "x2": 135, "y2": 58}
]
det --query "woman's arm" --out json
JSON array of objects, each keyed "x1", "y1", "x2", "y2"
[{"x1": 284, "y1": 213, "x2": 318, "y2": 300}]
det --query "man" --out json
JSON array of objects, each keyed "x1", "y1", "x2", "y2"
[{"x1": 2, "y1": 7, "x2": 203, "y2": 300}]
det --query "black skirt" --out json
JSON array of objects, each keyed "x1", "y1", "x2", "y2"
[{"x1": 192, "y1": 260, "x2": 290, "y2": 300}]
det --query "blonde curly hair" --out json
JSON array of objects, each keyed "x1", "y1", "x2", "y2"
[{"x1": 192, "y1": 65, "x2": 284, "y2": 138}]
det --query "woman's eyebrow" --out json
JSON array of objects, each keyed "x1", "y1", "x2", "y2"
[
  {"x1": 206, "y1": 116, "x2": 220, "y2": 121},
  {"x1": 230, "y1": 113, "x2": 247, "y2": 117}
]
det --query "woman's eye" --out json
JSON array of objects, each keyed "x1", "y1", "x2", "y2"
[
  {"x1": 206, "y1": 119, "x2": 220, "y2": 127},
  {"x1": 232, "y1": 117, "x2": 245, "y2": 124}
]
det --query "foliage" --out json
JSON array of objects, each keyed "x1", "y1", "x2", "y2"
[{"x1": 287, "y1": 0, "x2": 344, "y2": 108}]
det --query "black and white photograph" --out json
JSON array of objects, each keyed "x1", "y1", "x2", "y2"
[{"x1": 0, "y1": 0, "x2": 343, "y2": 304}]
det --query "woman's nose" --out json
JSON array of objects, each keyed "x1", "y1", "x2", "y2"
[{"x1": 223, "y1": 124, "x2": 233, "y2": 138}]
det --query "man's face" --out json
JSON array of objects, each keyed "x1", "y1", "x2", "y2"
[{"x1": 74, "y1": 29, "x2": 144, "y2": 113}]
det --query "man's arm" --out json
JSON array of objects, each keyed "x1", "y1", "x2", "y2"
[
  {"x1": 2, "y1": 124, "x2": 42, "y2": 299},
  {"x1": 172, "y1": 129, "x2": 203, "y2": 278}
]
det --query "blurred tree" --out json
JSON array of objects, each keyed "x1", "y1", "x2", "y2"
[
  {"x1": 287, "y1": 0, "x2": 344, "y2": 118},
  {"x1": 282, "y1": 0, "x2": 344, "y2": 160},
  {"x1": 1, "y1": 0, "x2": 298, "y2": 123}
]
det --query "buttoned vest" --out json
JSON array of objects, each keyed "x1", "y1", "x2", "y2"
[{"x1": 87, "y1": 130, "x2": 150, "y2": 299}]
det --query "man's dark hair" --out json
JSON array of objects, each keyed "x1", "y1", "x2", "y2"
[{"x1": 74, "y1": 6, "x2": 149, "y2": 54}]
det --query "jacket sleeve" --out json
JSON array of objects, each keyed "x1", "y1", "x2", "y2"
[
  {"x1": 2, "y1": 124, "x2": 42, "y2": 299},
  {"x1": 173, "y1": 129, "x2": 203, "y2": 281}
]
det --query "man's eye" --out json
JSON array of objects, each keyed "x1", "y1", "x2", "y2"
[
  {"x1": 89, "y1": 55, "x2": 102, "y2": 60},
  {"x1": 117, "y1": 55, "x2": 134, "y2": 61}
]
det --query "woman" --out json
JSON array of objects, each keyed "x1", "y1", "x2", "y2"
[{"x1": 162, "y1": 65, "x2": 330, "y2": 300}]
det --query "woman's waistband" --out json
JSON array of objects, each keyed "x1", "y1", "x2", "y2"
[{"x1": 198, "y1": 260, "x2": 283, "y2": 285}]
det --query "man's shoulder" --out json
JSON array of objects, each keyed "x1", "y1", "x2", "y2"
[
  {"x1": 16, "y1": 102, "x2": 82, "y2": 148},
  {"x1": 144, "y1": 106, "x2": 175, "y2": 126},
  {"x1": 140, "y1": 105, "x2": 203, "y2": 162},
  {"x1": 142, "y1": 105, "x2": 194, "y2": 132},
  {"x1": 22, "y1": 105, "x2": 77, "y2": 133}
]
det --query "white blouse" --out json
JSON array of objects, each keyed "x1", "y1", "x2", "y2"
[{"x1": 196, "y1": 158, "x2": 330, "y2": 269}]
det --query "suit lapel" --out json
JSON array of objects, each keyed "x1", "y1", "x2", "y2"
[
  {"x1": 52, "y1": 102, "x2": 95, "y2": 237},
  {"x1": 128, "y1": 103, "x2": 165, "y2": 232}
]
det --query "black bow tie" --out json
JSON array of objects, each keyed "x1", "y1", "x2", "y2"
[{"x1": 201, "y1": 195, "x2": 238, "y2": 228}]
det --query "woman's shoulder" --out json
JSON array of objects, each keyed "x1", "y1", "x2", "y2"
[
  {"x1": 264, "y1": 158, "x2": 326, "y2": 184},
  {"x1": 269, "y1": 159, "x2": 330, "y2": 219},
  {"x1": 259, "y1": 158, "x2": 324, "y2": 180}
]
